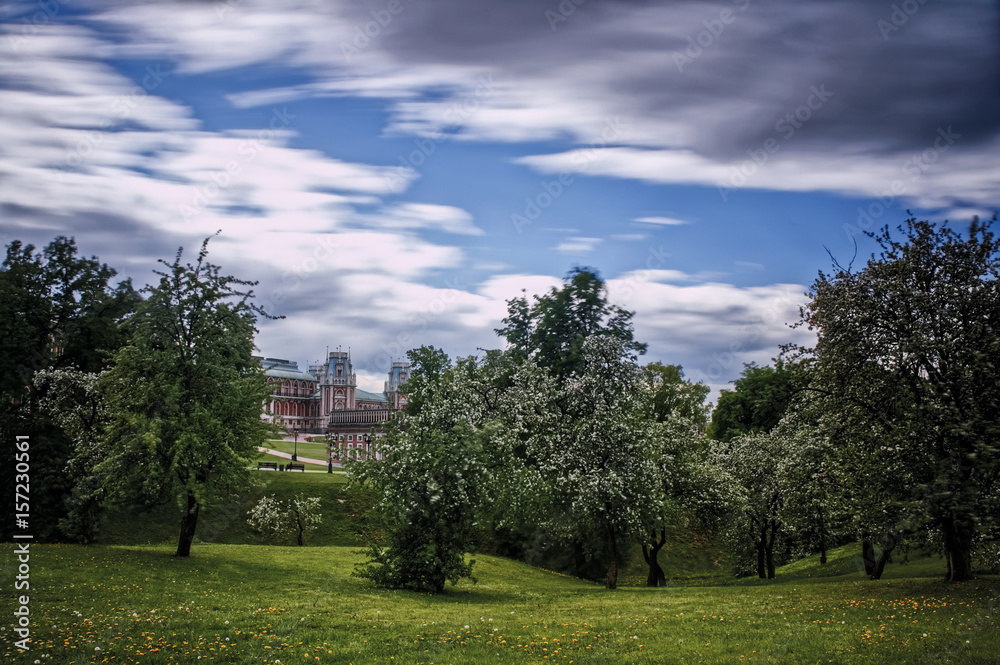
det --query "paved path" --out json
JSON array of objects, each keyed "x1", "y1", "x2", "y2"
[{"x1": 257, "y1": 447, "x2": 330, "y2": 466}]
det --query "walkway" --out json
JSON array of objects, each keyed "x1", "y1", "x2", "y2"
[{"x1": 257, "y1": 447, "x2": 332, "y2": 467}]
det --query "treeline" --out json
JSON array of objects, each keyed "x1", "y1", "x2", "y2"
[
  {"x1": 4, "y1": 216, "x2": 998, "y2": 587},
  {"x1": 353, "y1": 216, "x2": 1000, "y2": 591}
]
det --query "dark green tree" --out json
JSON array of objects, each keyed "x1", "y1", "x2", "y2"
[
  {"x1": 798, "y1": 215, "x2": 1000, "y2": 582},
  {"x1": 98, "y1": 236, "x2": 275, "y2": 557},
  {"x1": 708, "y1": 361, "x2": 798, "y2": 441},
  {"x1": 0, "y1": 237, "x2": 136, "y2": 541},
  {"x1": 496, "y1": 267, "x2": 647, "y2": 381}
]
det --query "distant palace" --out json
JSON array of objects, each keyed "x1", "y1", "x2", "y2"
[{"x1": 256, "y1": 350, "x2": 410, "y2": 459}]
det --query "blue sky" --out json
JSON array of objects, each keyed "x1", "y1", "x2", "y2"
[{"x1": 2, "y1": 0, "x2": 998, "y2": 398}]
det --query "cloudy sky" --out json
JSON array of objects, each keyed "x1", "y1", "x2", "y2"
[{"x1": 2, "y1": 0, "x2": 998, "y2": 398}]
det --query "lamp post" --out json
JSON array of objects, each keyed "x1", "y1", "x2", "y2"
[
  {"x1": 326, "y1": 432, "x2": 333, "y2": 474},
  {"x1": 292, "y1": 423, "x2": 298, "y2": 461}
]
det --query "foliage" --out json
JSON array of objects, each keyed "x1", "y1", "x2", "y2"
[
  {"x1": 246, "y1": 493, "x2": 323, "y2": 546},
  {"x1": 0, "y1": 236, "x2": 136, "y2": 541},
  {"x1": 795, "y1": 215, "x2": 1000, "y2": 582},
  {"x1": 496, "y1": 267, "x2": 647, "y2": 381},
  {"x1": 98, "y1": 235, "x2": 276, "y2": 557},
  {"x1": 352, "y1": 348, "x2": 491, "y2": 592},
  {"x1": 32, "y1": 367, "x2": 109, "y2": 543},
  {"x1": 714, "y1": 431, "x2": 788, "y2": 578},
  {"x1": 708, "y1": 361, "x2": 799, "y2": 441},
  {"x1": 354, "y1": 423, "x2": 489, "y2": 592},
  {"x1": 520, "y1": 336, "x2": 665, "y2": 588},
  {"x1": 642, "y1": 362, "x2": 711, "y2": 427}
]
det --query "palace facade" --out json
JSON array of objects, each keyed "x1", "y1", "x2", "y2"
[{"x1": 258, "y1": 350, "x2": 409, "y2": 461}]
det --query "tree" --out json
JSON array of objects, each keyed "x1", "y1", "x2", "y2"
[
  {"x1": 352, "y1": 348, "x2": 492, "y2": 592},
  {"x1": 643, "y1": 363, "x2": 711, "y2": 428},
  {"x1": 709, "y1": 361, "x2": 798, "y2": 442},
  {"x1": 496, "y1": 267, "x2": 647, "y2": 381},
  {"x1": 525, "y1": 336, "x2": 663, "y2": 589},
  {"x1": 715, "y1": 431, "x2": 787, "y2": 579},
  {"x1": 32, "y1": 368, "x2": 109, "y2": 543},
  {"x1": 0, "y1": 237, "x2": 136, "y2": 541},
  {"x1": 798, "y1": 216, "x2": 1000, "y2": 582},
  {"x1": 247, "y1": 494, "x2": 323, "y2": 546},
  {"x1": 98, "y1": 236, "x2": 275, "y2": 557},
  {"x1": 638, "y1": 363, "x2": 717, "y2": 586}
]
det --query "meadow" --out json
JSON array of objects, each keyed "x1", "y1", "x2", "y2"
[{"x1": 4, "y1": 473, "x2": 998, "y2": 665}]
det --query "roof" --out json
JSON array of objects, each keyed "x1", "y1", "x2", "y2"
[
  {"x1": 259, "y1": 358, "x2": 317, "y2": 383},
  {"x1": 355, "y1": 387, "x2": 388, "y2": 403}
]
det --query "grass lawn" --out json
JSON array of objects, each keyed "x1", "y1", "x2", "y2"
[
  {"x1": 263, "y1": 439, "x2": 334, "y2": 461},
  {"x1": 5, "y1": 542, "x2": 997, "y2": 665},
  {"x1": 96, "y1": 472, "x2": 361, "y2": 548}
]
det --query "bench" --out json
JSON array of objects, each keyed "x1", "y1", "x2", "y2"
[
  {"x1": 286, "y1": 462, "x2": 306, "y2": 472},
  {"x1": 257, "y1": 461, "x2": 278, "y2": 470}
]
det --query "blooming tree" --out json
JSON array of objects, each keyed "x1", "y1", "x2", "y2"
[{"x1": 247, "y1": 494, "x2": 322, "y2": 546}]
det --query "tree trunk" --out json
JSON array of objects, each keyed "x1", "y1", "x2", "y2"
[
  {"x1": 862, "y1": 539, "x2": 876, "y2": 576},
  {"x1": 605, "y1": 536, "x2": 620, "y2": 589},
  {"x1": 175, "y1": 491, "x2": 200, "y2": 557},
  {"x1": 818, "y1": 510, "x2": 827, "y2": 564},
  {"x1": 606, "y1": 559, "x2": 619, "y2": 589},
  {"x1": 942, "y1": 518, "x2": 974, "y2": 583},
  {"x1": 755, "y1": 524, "x2": 767, "y2": 579},
  {"x1": 642, "y1": 529, "x2": 667, "y2": 587},
  {"x1": 870, "y1": 541, "x2": 894, "y2": 580},
  {"x1": 765, "y1": 518, "x2": 778, "y2": 579}
]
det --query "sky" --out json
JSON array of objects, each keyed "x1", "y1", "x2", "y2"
[{"x1": 2, "y1": 0, "x2": 998, "y2": 399}]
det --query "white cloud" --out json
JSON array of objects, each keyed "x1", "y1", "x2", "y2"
[
  {"x1": 555, "y1": 237, "x2": 602, "y2": 253},
  {"x1": 517, "y1": 145, "x2": 1000, "y2": 211},
  {"x1": 634, "y1": 216, "x2": 690, "y2": 226},
  {"x1": 607, "y1": 274, "x2": 813, "y2": 387},
  {"x1": 72, "y1": 0, "x2": 1000, "y2": 217},
  {"x1": 356, "y1": 202, "x2": 483, "y2": 235}
]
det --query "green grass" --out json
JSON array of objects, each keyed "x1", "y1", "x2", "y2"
[
  {"x1": 4, "y1": 542, "x2": 997, "y2": 665},
  {"x1": 263, "y1": 439, "x2": 333, "y2": 461},
  {"x1": 96, "y1": 471, "x2": 362, "y2": 548}
]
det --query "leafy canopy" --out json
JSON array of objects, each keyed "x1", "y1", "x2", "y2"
[{"x1": 99, "y1": 235, "x2": 276, "y2": 557}]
